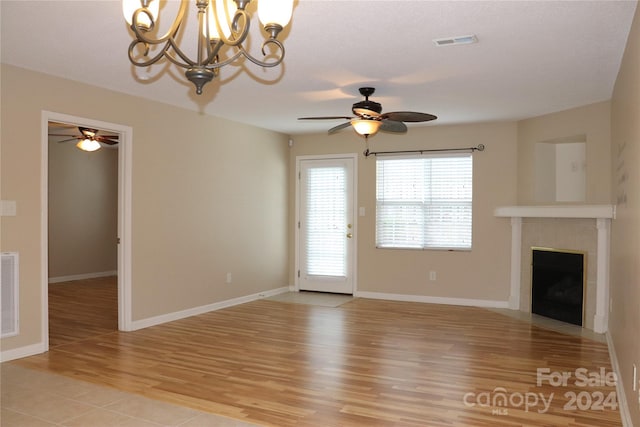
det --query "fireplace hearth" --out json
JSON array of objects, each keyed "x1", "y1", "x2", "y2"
[{"x1": 531, "y1": 247, "x2": 585, "y2": 326}]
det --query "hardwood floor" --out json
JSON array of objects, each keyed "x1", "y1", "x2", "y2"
[
  {"x1": 48, "y1": 276, "x2": 118, "y2": 348},
  {"x1": 15, "y1": 287, "x2": 621, "y2": 426}
]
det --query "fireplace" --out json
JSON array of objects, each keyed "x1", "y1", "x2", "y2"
[
  {"x1": 531, "y1": 247, "x2": 585, "y2": 326},
  {"x1": 494, "y1": 204, "x2": 614, "y2": 333}
]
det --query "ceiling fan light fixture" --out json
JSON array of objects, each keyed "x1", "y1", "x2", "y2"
[
  {"x1": 351, "y1": 119, "x2": 381, "y2": 137},
  {"x1": 76, "y1": 138, "x2": 101, "y2": 152},
  {"x1": 298, "y1": 87, "x2": 437, "y2": 136}
]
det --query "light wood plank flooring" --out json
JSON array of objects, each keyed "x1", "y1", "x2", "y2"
[
  {"x1": 48, "y1": 276, "x2": 118, "y2": 348},
  {"x1": 14, "y1": 281, "x2": 621, "y2": 426}
]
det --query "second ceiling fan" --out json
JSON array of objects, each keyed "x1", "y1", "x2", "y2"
[
  {"x1": 298, "y1": 87, "x2": 437, "y2": 138},
  {"x1": 49, "y1": 126, "x2": 119, "y2": 152}
]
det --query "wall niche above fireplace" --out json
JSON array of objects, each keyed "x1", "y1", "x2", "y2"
[{"x1": 531, "y1": 247, "x2": 585, "y2": 326}]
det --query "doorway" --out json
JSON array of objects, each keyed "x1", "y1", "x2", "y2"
[
  {"x1": 41, "y1": 112, "x2": 133, "y2": 351},
  {"x1": 296, "y1": 155, "x2": 357, "y2": 294}
]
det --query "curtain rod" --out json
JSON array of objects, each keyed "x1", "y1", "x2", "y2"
[{"x1": 363, "y1": 144, "x2": 485, "y2": 157}]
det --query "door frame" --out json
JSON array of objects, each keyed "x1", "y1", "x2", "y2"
[
  {"x1": 41, "y1": 111, "x2": 133, "y2": 351},
  {"x1": 294, "y1": 153, "x2": 358, "y2": 294}
]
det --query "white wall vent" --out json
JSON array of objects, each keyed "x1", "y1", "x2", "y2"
[
  {"x1": 433, "y1": 34, "x2": 478, "y2": 46},
  {"x1": 1, "y1": 252, "x2": 19, "y2": 338}
]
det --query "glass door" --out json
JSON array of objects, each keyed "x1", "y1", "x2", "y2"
[{"x1": 298, "y1": 156, "x2": 355, "y2": 294}]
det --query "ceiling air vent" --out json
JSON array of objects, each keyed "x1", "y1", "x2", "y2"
[{"x1": 433, "y1": 34, "x2": 478, "y2": 47}]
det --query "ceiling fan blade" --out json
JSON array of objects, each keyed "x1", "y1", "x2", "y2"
[
  {"x1": 380, "y1": 111, "x2": 437, "y2": 122},
  {"x1": 298, "y1": 116, "x2": 354, "y2": 120},
  {"x1": 328, "y1": 121, "x2": 352, "y2": 134},
  {"x1": 380, "y1": 120, "x2": 408, "y2": 133},
  {"x1": 49, "y1": 133, "x2": 80, "y2": 137},
  {"x1": 96, "y1": 136, "x2": 119, "y2": 145},
  {"x1": 57, "y1": 137, "x2": 81, "y2": 143}
]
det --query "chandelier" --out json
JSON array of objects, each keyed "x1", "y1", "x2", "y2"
[{"x1": 123, "y1": 0, "x2": 294, "y2": 94}]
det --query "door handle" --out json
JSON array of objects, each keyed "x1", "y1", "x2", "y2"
[{"x1": 346, "y1": 233, "x2": 353, "y2": 239}]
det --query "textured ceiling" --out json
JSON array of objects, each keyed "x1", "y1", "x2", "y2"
[{"x1": 1, "y1": 1, "x2": 636, "y2": 135}]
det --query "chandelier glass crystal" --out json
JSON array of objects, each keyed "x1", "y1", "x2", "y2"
[{"x1": 123, "y1": 0, "x2": 294, "y2": 94}]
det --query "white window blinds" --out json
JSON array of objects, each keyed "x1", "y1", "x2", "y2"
[
  {"x1": 305, "y1": 166, "x2": 347, "y2": 277},
  {"x1": 376, "y1": 153, "x2": 472, "y2": 250}
]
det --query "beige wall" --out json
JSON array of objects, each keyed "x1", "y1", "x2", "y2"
[
  {"x1": 48, "y1": 140, "x2": 118, "y2": 279},
  {"x1": 610, "y1": 2, "x2": 640, "y2": 425},
  {"x1": 289, "y1": 122, "x2": 518, "y2": 302},
  {"x1": 1, "y1": 64, "x2": 289, "y2": 352},
  {"x1": 517, "y1": 101, "x2": 611, "y2": 205}
]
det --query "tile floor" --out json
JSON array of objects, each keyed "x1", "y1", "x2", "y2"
[
  {"x1": 265, "y1": 291, "x2": 353, "y2": 307},
  {"x1": 1, "y1": 364, "x2": 259, "y2": 427}
]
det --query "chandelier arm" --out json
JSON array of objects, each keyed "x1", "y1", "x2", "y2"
[
  {"x1": 200, "y1": 39, "x2": 285, "y2": 70},
  {"x1": 130, "y1": 0, "x2": 188, "y2": 46},
  {"x1": 261, "y1": 38, "x2": 285, "y2": 64},
  {"x1": 202, "y1": 39, "x2": 224, "y2": 66},
  {"x1": 239, "y1": 39, "x2": 285, "y2": 68},
  {"x1": 166, "y1": 38, "x2": 198, "y2": 67},
  {"x1": 203, "y1": 47, "x2": 244, "y2": 68},
  {"x1": 163, "y1": 50, "x2": 196, "y2": 69},
  {"x1": 128, "y1": 39, "x2": 174, "y2": 68},
  {"x1": 213, "y1": 6, "x2": 250, "y2": 47}
]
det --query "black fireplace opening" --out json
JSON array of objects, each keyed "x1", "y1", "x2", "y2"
[{"x1": 531, "y1": 248, "x2": 585, "y2": 326}]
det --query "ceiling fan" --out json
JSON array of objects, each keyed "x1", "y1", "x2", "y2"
[
  {"x1": 49, "y1": 127, "x2": 119, "y2": 152},
  {"x1": 298, "y1": 87, "x2": 437, "y2": 138}
]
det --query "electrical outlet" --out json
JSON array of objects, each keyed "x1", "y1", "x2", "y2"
[
  {"x1": 429, "y1": 271, "x2": 437, "y2": 281},
  {"x1": 226, "y1": 272, "x2": 232, "y2": 284}
]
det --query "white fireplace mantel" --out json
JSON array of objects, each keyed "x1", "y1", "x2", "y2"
[
  {"x1": 494, "y1": 204, "x2": 615, "y2": 334},
  {"x1": 494, "y1": 204, "x2": 616, "y2": 220}
]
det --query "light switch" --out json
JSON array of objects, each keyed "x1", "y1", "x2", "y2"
[
  {"x1": 1, "y1": 200, "x2": 16, "y2": 216},
  {"x1": 359, "y1": 206, "x2": 365, "y2": 217}
]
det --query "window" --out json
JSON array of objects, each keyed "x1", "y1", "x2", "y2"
[{"x1": 376, "y1": 153, "x2": 472, "y2": 250}]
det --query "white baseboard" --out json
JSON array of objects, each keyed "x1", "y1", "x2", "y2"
[
  {"x1": 606, "y1": 332, "x2": 633, "y2": 427},
  {"x1": 49, "y1": 270, "x2": 117, "y2": 284},
  {"x1": 355, "y1": 291, "x2": 510, "y2": 309},
  {"x1": 130, "y1": 286, "x2": 290, "y2": 331},
  {"x1": 0, "y1": 342, "x2": 46, "y2": 363}
]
